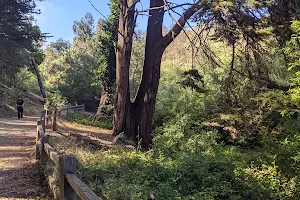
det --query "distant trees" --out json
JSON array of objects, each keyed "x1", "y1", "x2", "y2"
[
  {"x1": 40, "y1": 6, "x2": 119, "y2": 110},
  {"x1": 40, "y1": 13, "x2": 99, "y2": 107}
]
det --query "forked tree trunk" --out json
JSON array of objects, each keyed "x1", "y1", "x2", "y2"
[
  {"x1": 113, "y1": 0, "x2": 205, "y2": 148},
  {"x1": 114, "y1": 0, "x2": 164, "y2": 147},
  {"x1": 125, "y1": 0, "x2": 165, "y2": 147}
]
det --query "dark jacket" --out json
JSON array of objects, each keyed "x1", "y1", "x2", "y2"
[{"x1": 17, "y1": 98, "x2": 24, "y2": 107}]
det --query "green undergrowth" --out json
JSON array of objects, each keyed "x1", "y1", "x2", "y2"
[
  {"x1": 49, "y1": 115, "x2": 300, "y2": 200},
  {"x1": 67, "y1": 112, "x2": 113, "y2": 130}
]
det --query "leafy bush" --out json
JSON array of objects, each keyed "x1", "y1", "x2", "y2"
[
  {"x1": 52, "y1": 112, "x2": 300, "y2": 199},
  {"x1": 15, "y1": 67, "x2": 40, "y2": 94}
]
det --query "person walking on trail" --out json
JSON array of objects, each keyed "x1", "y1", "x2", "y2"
[{"x1": 16, "y1": 97, "x2": 24, "y2": 119}]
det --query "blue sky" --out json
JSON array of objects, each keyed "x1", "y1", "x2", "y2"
[
  {"x1": 35, "y1": 0, "x2": 111, "y2": 43},
  {"x1": 35, "y1": 0, "x2": 190, "y2": 44}
]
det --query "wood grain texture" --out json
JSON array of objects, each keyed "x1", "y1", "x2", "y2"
[{"x1": 66, "y1": 173, "x2": 102, "y2": 200}]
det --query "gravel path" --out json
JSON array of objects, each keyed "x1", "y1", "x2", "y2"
[{"x1": 0, "y1": 116, "x2": 51, "y2": 200}]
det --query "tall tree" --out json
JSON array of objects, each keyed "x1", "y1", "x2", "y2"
[
  {"x1": 113, "y1": 0, "x2": 300, "y2": 148},
  {"x1": 0, "y1": 0, "x2": 42, "y2": 83},
  {"x1": 113, "y1": 0, "x2": 208, "y2": 147},
  {"x1": 73, "y1": 13, "x2": 94, "y2": 42}
]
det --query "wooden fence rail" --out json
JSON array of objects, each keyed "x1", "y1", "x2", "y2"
[
  {"x1": 58, "y1": 104, "x2": 85, "y2": 116},
  {"x1": 36, "y1": 110, "x2": 102, "y2": 200},
  {"x1": 45, "y1": 104, "x2": 85, "y2": 131}
]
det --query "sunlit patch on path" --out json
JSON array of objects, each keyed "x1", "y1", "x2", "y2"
[{"x1": 0, "y1": 116, "x2": 51, "y2": 199}]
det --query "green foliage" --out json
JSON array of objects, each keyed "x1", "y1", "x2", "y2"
[
  {"x1": 93, "y1": 0, "x2": 118, "y2": 93},
  {"x1": 67, "y1": 112, "x2": 113, "y2": 130},
  {"x1": 57, "y1": 52, "x2": 99, "y2": 105},
  {"x1": 73, "y1": 13, "x2": 94, "y2": 41},
  {"x1": 284, "y1": 20, "x2": 300, "y2": 108},
  {"x1": 41, "y1": 4, "x2": 119, "y2": 110},
  {"x1": 56, "y1": 54, "x2": 299, "y2": 199},
  {"x1": 52, "y1": 112, "x2": 300, "y2": 199},
  {"x1": 15, "y1": 67, "x2": 40, "y2": 94},
  {"x1": 40, "y1": 3, "x2": 300, "y2": 200},
  {"x1": 129, "y1": 30, "x2": 145, "y2": 101},
  {"x1": 0, "y1": 0, "x2": 43, "y2": 83},
  {"x1": 41, "y1": 14, "x2": 100, "y2": 107},
  {"x1": 257, "y1": 20, "x2": 300, "y2": 121}
]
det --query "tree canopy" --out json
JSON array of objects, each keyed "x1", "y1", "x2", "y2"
[{"x1": 0, "y1": 0, "x2": 43, "y2": 83}]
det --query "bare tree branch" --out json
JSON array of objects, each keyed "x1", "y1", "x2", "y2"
[
  {"x1": 87, "y1": 0, "x2": 109, "y2": 21},
  {"x1": 160, "y1": 1, "x2": 208, "y2": 49},
  {"x1": 166, "y1": 2, "x2": 194, "y2": 11},
  {"x1": 163, "y1": 0, "x2": 196, "y2": 48}
]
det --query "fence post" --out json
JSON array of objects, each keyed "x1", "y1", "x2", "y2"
[
  {"x1": 35, "y1": 120, "x2": 41, "y2": 160},
  {"x1": 41, "y1": 110, "x2": 46, "y2": 131},
  {"x1": 40, "y1": 135, "x2": 49, "y2": 166},
  {"x1": 45, "y1": 107, "x2": 49, "y2": 128},
  {"x1": 59, "y1": 155, "x2": 78, "y2": 200},
  {"x1": 52, "y1": 106, "x2": 57, "y2": 131}
]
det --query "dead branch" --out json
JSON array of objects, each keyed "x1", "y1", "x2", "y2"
[{"x1": 161, "y1": 0, "x2": 208, "y2": 48}]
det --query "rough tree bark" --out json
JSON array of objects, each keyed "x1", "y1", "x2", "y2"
[
  {"x1": 124, "y1": 0, "x2": 165, "y2": 147},
  {"x1": 31, "y1": 57, "x2": 47, "y2": 101},
  {"x1": 114, "y1": 0, "x2": 205, "y2": 148},
  {"x1": 113, "y1": 0, "x2": 135, "y2": 135}
]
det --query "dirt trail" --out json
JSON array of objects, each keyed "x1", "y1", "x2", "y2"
[{"x1": 0, "y1": 116, "x2": 51, "y2": 200}]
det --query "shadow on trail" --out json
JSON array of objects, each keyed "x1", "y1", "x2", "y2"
[
  {"x1": 0, "y1": 116, "x2": 38, "y2": 129},
  {"x1": 0, "y1": 162, "x2": 51, "y2": 199},
  {"x1": 0, "y1": 135, "x2": 35, "y2": 147},
  {"x1": 0, "y1": 149, "x2": 33, "y2": 158},
  {"x1": 0, "y1": 115, "x2": 52, "y2": 199}
]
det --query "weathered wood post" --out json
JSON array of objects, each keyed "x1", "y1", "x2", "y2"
[
  {"x1": 41, "y1": 110, "x2": 46, "y2": 131},
  {"x1": 35, "y1": 120, "x2": 41, "y2": 160},
  {"x1": 52, "y1": 106, "x2": 57, "y2": 131},
  {"x1": 46, "y1": 106, "x2": 52, "y2": 129},
  {"x1": 59, "y1": 155, "x2": 78, "y2": 200},
  {"x1": 41, "y1": 135, "x2": 49, "y2": 166},
  {"x1": 45, "y1": 106, "x2": 49, "y2": 127}
]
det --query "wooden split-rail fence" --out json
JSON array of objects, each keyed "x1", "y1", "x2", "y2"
[
  {"x1": 44, "y1": 104, "x2": 85, "y2": 131},
  {"x1": 36, "y1": 106, "x2": 102, "y2": 200}
]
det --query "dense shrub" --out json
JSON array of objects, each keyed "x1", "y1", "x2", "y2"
[{"x1": 52, "y1": 114, "x2": 300, "y2": 199}]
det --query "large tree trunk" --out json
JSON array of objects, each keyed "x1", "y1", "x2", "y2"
[
  {"x1": 114, "y1": 0, "x2": 165, "y2": 147},
  {"x1": 113, "y1": 0, "x2": 136, "y2": 135},
  {"x1": 93, "y1": 84, "x2": 109, "y2": 122},
  {"x1": 113, "y1": 0, "x2": 205, "y2": 148},
  {"x1": 126, "y1": 0, "x2": 165, "y2": 147}
]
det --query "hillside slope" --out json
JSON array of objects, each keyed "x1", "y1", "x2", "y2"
[{"x1": 0, "y1": 83, "x2": 43, "y2": 117}]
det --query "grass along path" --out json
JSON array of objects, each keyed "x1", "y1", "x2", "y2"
[{"x1": 56, "y1": 118, "x2": 114, "y2": 147}]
